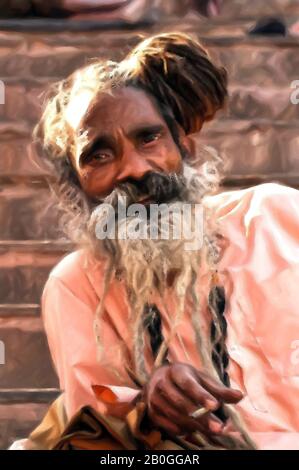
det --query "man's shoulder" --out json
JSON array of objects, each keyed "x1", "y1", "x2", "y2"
[
  {"x1": 45, "y1": 248, "x2": 106, "y2": 303},
  {"x1": 226, "y1": 181, "x2": 298, "y2": 202},
  {"x1": 206, "y1": 182, "x2": 299, "y2": 220},
  {"x1": 50, "y1": 249, "x2": 87, "y2": 283}
]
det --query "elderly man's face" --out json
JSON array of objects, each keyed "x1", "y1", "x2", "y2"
[{"x1": 68, "y1": 86, "x2": 183, "y2": 200}]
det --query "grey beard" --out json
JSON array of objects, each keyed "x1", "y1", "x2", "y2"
[{"x1": 87, "y1": 159, "x2": 221, "y2": 301}]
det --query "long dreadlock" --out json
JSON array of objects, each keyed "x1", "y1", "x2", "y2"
[{"x1": 34, "y1": 32, "x2": 255, "y2": 450}]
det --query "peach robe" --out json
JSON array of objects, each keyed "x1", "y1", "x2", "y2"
[{"x1": 42, "y1": 183, "x2": 299, "y2": 450}]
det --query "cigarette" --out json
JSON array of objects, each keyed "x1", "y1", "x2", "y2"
[{"x1": 189, "y1": 407, "x2": 209, "y2": 419}]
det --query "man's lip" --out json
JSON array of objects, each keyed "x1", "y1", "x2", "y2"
[{"x1": 137, "y1": 196, "x2": 155, "y2": 205}]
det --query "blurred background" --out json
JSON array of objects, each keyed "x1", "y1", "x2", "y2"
[{"x1": 0, "y1": 0, "x2": 298, "y2": 449}]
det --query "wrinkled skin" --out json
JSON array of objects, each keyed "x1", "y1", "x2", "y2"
[
  {"x1": 68, "y1": 87, "x2": 184, "y2": 199},
  {"x1": 144, "y1": 363, "x2": 243, "y2": 436}
]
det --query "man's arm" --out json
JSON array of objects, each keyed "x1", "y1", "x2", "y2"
[{"x1": 42, "y1": 273, "x2": 140, "y2": 420}]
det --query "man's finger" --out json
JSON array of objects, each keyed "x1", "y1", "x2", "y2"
[
  {"x1": 150, "y1": 398, "x2": 223, "y2": 436},
  {"x1": 151, "y1": 380, "x2": 225, "y2": 436},
  {"x1": 196, "y1": 371, "x2": 243, "y2": 403},
  {"x1": 199, "y1": 412, "x2": 225, "y2": 434},
  {"x1": 155, "y1": 377, "x2": 206, "y2": 415},
  {"x1": 169, "y1": 367, "x2": 219, "y2": 410}
]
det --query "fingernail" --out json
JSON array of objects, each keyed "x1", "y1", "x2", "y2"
[
  {"x1": 209, "y1": 421, "x2": 224, "y2": 434},
  {"x1": 205, "y1": 399, "x2": 218, "y2": 410}
]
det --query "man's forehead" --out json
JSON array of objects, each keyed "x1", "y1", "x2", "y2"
[
  {"x1": 65, "y1": 87, "x2": 96, "y2": 132},
  {"x1": 66, "y1": 86, "x2": 164, "y2": 137}
]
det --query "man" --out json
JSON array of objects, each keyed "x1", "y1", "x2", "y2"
[{"x1": 13, "y1": 32, "x2": 299, "y2": 450}]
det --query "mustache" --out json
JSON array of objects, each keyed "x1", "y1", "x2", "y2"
[
  {"x1": 105, "y1": 171, "x2": 186, "y2": 209},
  {"x1": 88, "y1": 171, "x2": 186, "y2": 256}
]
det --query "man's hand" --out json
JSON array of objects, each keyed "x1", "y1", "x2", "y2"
[{"x1": 144, "y1": 363, "x2": 243, "y2": 436}]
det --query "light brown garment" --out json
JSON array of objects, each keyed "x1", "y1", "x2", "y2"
[
  {"x1": 14, "y1": 183, "x2": 299, "y2": 450},
  {"x1": 25, "y1": 393, "x2": 204, "y2": 450}
]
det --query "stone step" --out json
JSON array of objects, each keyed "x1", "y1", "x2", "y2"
[
  {"x1": 0, "y1": 388, "x2": 60, "y2": 404},
  {"x1": 0, "y1": 316, "x2": 58, "y2": 389},
  {"x1": 201, "y1": 119, "x2": 299, "y2": 181},
  {"x1": 0, "y1": 266, "x2": 51, "y2": 303},
  {"x1": 222, "y1": 174, "x2": 299, "y2": 189},
  {"x1": 210, "y1": 41, "x2": 299, "y2": 87},
  {"x1": 0, "y1": 303, "x2": 40, "y2": 317},
  {"x1": 0, "y1": 137, "x2": 48, "y2": 178},
  {"x1": 0, "y1": 242, "x2": 70, "y2": 303},
  {"x1": 220, "y1": 0, "x2": 299, "y2": 18},
  {"x1": 0, "y1": 14, "x2": 297, "y2": 35},
  {"x1": 0, "y1": 29, "x2": 297, "y2": 86},
  {"x1": 0, "y1": 402, "x2": 51, "y2": 449},
  {"x1": 225, "y1": 85, "x2": 299, "y2": 121},
  {"x1": 0, "y1": 248, "x2": 66, "y2": 303},
  {"x1": 0, "y1": 186, "x2": 61, "y2": 240},
  {"x1": 0, "y1": 0, "x2": 298, "y2": 24},
  {"x1": 0, "y1": 240, "x2": 72, "y2": 252},
  {"x1": 0, "y1": 82, "x2": 298, "y2": 126}
]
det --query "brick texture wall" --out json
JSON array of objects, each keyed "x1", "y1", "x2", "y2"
[{"x1": 0, "y1": 1, "x2": 298, "y2": 448}]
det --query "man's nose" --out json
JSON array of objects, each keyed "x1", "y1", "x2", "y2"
[{"x1": 115, "y1": 147, "x2": 153, "y2": 183}]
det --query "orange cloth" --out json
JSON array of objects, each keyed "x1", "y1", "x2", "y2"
[{"x1": 42, "y1": 183, "x2": 299, "y2": 450}]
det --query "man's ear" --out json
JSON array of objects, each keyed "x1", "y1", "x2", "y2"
[
  {"x1": 178, "y1": 126, "x2": 202, "y2": 159},
  {"x1": 181, "y1": 134, "x2": 196, "y2": 157},
  {"x1": 179, "y1": 118, "x2": 203, "y2": 159}
]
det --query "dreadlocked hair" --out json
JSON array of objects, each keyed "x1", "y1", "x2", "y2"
[
  {"x1": 33, "y1": 32, "x2": 254, "y2": 450},
  {"x1": 34, "y1": 32, "x2": 227, "y2": 173},
  {"x1": 89, "y1": 156, "x2": 256, "y2": 450},
  {"x1": 120, "y1": 32, "x2": 228, "y2": 135}
]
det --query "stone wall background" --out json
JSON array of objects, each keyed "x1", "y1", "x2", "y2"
[{"x1": 0, "y1": 0, "x2": 298, "y2": 449}]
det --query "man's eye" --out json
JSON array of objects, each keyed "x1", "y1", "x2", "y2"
[
  {"x1": 141, "y1": 132, "x2": 161, "y2": 145},
  {"x1": 90, "y1": 151, "x2": 113, "y2": 162}
]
